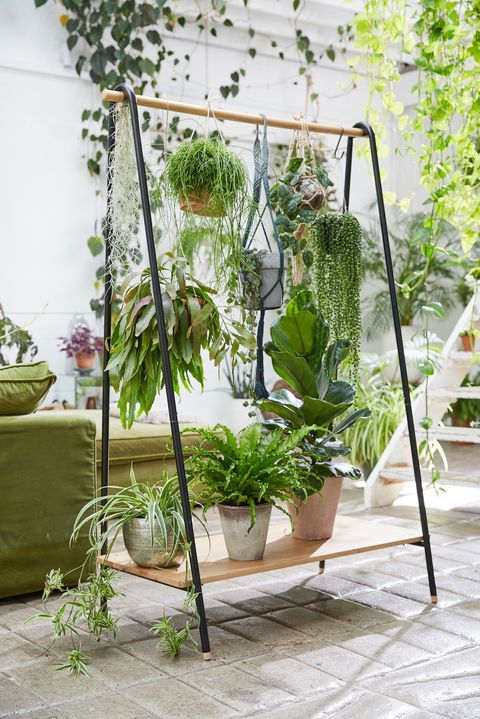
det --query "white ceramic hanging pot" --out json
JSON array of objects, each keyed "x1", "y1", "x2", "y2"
[{"x1": 243, "y1": 251, "x2": 285, "y2": 311}]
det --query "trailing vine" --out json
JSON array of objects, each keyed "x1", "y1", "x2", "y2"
[{"x1": 310, "y1": 212, "x2": 363, "y2": 382}]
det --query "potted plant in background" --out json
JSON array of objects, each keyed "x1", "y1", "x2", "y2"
[
  {"x1": 448, "y1": 372, "x2": 480, "y2": 439},
  {"x1": 58, "y1": 323, "x2": 103, "y2": 371},
  {"x1": 186, "y1": 422, "x2": 311, "y2": 560},
  {"x1": 167, "y1": 137, "x2": 247, "y2": 217},
  {"x1": 257, "y1": 291, "x2": 370, "y2": 540},
  {"x1": 0, "y1": 303, "x2": 38, "y2": 365},
  {"x1": 459, "y1": 328, "x2": 479, "y2": 352}
]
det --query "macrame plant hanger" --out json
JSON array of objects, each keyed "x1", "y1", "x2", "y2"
[
  {"x1": 100, "y1": 84, "x2": 438, "y2": 664},
  {"x1": 242, "y1": 116, "x2": 285, "y2": 399}
]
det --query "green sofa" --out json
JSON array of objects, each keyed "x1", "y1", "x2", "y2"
[{"x1": 0, "y1": 412, "x2": 96, "y2": 599}]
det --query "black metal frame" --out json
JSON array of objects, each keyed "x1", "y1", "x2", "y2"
[{"x1": 100, "y1": 89, "x2": 436, "y2": 662}]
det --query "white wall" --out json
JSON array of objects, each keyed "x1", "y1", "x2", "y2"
[{"x1": 0, "y1": 0, "x2": 430, "y2": 417}]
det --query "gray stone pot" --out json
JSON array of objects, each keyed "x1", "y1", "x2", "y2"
[
  {"x1": 218, "y1": 503, "x2": 272, "y2": 561},
  {"x1": 122, "y1": 518, "x2": 183, "y2": 568},
  {"x1": 243, "y1": 251, "x2": 285, "y2": 310}
]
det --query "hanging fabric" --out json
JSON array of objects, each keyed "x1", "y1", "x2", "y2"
[{"x1": 242, "y1": 116, "x2": 285, "y2": 399}]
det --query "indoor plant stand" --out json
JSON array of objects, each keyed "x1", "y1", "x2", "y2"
[{"x1": 99, "y1": 84, "x2": 438, "y2": 663}]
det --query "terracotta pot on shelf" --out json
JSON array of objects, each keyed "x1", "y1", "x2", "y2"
[
  {"x1": 286, "y1": 477, "x2": 343, "y2": 541},
  {"x1": 179, "y1": 190, "x2": 225, "y2": 218},
  {"x1": 75, "y1": 351, "x2": 95, "y2": 370},
  {"x1": 459, "y1": 334, "x2": 476, "y2": 352}
]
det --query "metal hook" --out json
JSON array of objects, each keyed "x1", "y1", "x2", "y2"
[{"x1": 333, "y1": 127, "x2": 345, "y2": 160}]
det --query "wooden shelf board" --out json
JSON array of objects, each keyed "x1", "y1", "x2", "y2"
[{"x1": 99, "y1": 515, "x2": 423, "y2": 589}]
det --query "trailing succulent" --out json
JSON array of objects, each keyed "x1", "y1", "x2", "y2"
[
  {"x1": 311, "y1": 212, "x2": 363, "y2": 382},
  {"x1": 107, "y1": 254, "x2": 255, "y2": 428},
  {"x1": 257, "y1": 290, "x2": 370, "y2": 494},
  {"x1": 270, "y1": 155, "x2": 333, "y2": 281}
]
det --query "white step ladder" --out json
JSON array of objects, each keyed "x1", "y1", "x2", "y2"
[{"x1": 365, "y1": 293, "x2": 480, "y2": 507}]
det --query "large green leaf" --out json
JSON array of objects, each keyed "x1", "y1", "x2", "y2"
[
  {"x1": 323, "y1": 339, "x2": 350, "y2": 379},
  {"x1": 333, "y1": 407, "x2": 371, "y2": 434},
  {"x1": 270, "y1": 351, "x2": 318, "y2": 397},
  {"x1": 309, "y1": 313, "x2": 330, "y2": 375},
  {"x1": 258, "y1": 398, "x2": 304, "y2": 428},
  {"x1": 270, "y1": 311, "x2": 316, "y2": 356},
  {"x1": 285, "y1": 290, "x2": 316, "y2": 316},
  {"x1": 323, "y1": 380, "x2": 355, "y2": 407},
  {"x1": 301, "y1": 396, "x2": 351, "y2": 426}
]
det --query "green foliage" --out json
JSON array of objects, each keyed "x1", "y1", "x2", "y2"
[
  {"x1": 362, "y1": 213, "x2": 461, "y2": 337},
  {"x1": 310, "y1": 212, "x2": 363, "y2": 380},
  {"x1": 167, "y1": 138, "x2": 247, "y2": 216},
  {"x1": 449, "y1": 373, "x2": 480, "y2": 425},
  {"x1": 257, "y1": 291, "x2": 370, "y2": 492},
  {"x1": 186, "y1": 423, "x2": 313, "y2": 528},
  {"x1": 107, "y1": 254, "x2": 255, "y2": 428},
  {"x1": 56, "y1": 649, "x2": 90, "y2": 677},
  {"x1": 151, "y1": 588, "x2": 199, "y2": 658},
  {"x1": 223, "y1": 358, "x2": 252, "y2": 399},
  {"x1": 0, "y1": 304, "x2": 38, "y2": 366}
]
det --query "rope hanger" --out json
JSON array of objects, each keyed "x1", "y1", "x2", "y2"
[{"x1": 101, "y1": 89, "x2": 365, "y2": 138}]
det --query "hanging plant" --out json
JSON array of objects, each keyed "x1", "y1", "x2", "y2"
[
  {"x1": 107, "y1": 254, "x2": 255, "y2": 428},
  {"x1": 167, "y1": 138, "x2": 247, "y2": 217},
  {"x1": 310, "y1": 212, "x2": 363, "y2": 380}
]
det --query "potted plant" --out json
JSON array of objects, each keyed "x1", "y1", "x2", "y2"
[
  {"x1": 448, "y1": 372, "x2": 480, "y2": 440},
  {"x1": 71, "y1": 469, "x2": 203, "y2": 568},
  {"x1": 186, "y1": 422, "x2": 311, "y2": 560},
  {"x1": 257, "y1": 291, "x2": 370, "y2": 540},
  {"x1": 167, "y1": 137, "x2": 247, "y2": 217},
  {"x1": 459, "y1": 328, "x2": 479, "y2": 352},
  {"x1": 107, "y1": 254, "x2": 255, "y2": 428},
  {"x1": 58, "y1": 324, "x2": 103, "y2": 370},
  {"x1": 241, "y1": 248, "x2": 285, "y2": 311}
]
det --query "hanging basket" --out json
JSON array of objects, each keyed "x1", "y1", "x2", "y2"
[
  {"x1": 242, "y1": 251, "x2": 285, "y2": 311},
  {"x1": 295, "y1": 174, "x2": 326, "y2": 212},
  {"x1": 178, "y1": 189, "x2": 226, "y2": 218}
]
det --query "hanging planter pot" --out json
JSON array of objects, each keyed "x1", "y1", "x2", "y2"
[
  {"x1": 294, "y1": 174, "x2": 326, "y2": 212},
  {"x1": 242, "y1": 250, "x2": 285, "y2": 311},
  {"x1": 167, "y1": 138, "x2": 247, "y2": 218}
]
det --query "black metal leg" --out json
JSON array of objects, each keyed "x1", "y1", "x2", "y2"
[
  {"x1": 349, "y1": 121, "x2": 437, "y2": 604},
  {"x1": 114, "y1": 84, "x2": 212, "y2": 655},
  {"x1": 319, "y1": 560, "x2": 325, "y2": 575}
]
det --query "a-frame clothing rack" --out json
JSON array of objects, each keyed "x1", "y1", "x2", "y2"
[{"x1": 99, "y1": 83, "x2": 437, "y2": 661}]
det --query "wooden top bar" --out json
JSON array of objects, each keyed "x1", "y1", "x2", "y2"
[{"x1": 101, "y1": 88, "x2": 365, "y2": 138}]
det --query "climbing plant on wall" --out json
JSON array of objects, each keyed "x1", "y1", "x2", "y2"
[{"x1": 34, "y1": 0, "x2": 339, "y2": 315}]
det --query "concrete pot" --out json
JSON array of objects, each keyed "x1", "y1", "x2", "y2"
[
  {"x1": 218, "y1": 503, "x2": 272, "y2": 560},
  {"x1": 123, "y1": 518, "x2": 183, "y2": 568},
  {"x1": 243, "y1": 252, "x2": 285, "y2": 310},
  {"x1": 287, "y1": 477, "x2": 343, "y2": 540}
]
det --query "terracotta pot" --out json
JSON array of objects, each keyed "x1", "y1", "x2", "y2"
[
  {"x1": 179, "y1": 189, "x2": 225, "y2": 218},
  {"x1": 460, "y1": 334, "x2": 476, "y2": 352},
  {"x1": 218, "y1": 503, "x2": 272, "y2": 561},
  {"x1": 75, "y1": 351, "x2": 95, "y2": 370},
  {"x1": 287, "y1": 477, "x2": 343, "y2": 540},
  {"x1": 451, "y1": 412, "x2": 473, "y2": 445}
]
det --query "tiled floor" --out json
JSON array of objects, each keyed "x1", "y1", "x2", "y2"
[{"x1": 2, "y1": 467, "x2": 480, "y2": 718}]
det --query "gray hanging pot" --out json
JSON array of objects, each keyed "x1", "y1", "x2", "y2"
[{"x1": 242, "y1": 250, "x2": 285, "y2": 311}]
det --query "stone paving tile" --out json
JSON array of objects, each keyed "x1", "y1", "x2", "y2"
[
  {"x1": 0, "y1": 632, "x2": 47, "y2": 673},
  {"x1": 265, "y1": 606, "x2": 363, "y2": 641},
  {"x1": 18, "y1": 709, "x2": 66, "y2": 719},
  {"x1": 181, "y1": 663, "x2": 294, "y2": 713},
  {"x1": 372, "y1": 560, "x2": 428, "y2": 582},
  {"x1": 84, "y1": 645, "x2": 165, "y2": 689},
  {"x1": 449, "y1": 564, "x2": 480, "y2": 581},
  {"x1": 376, "y1": 619, "x2": 471, "y2": 655},
  {"x1": 237, "y1": 652, "x2": 342, "y2": 696},
  {"x1": 246, "y1": 685, "x2": 367, "y2": 718},
  {"x1": 208, "y1": 586, "x2": 294, "y2": 615},
  {"x1": 448, "y1": 600, "x2": 480, "y2": 620},
  {"x1": 448, "y1": 540, "x2": 480, "y2": 555},
  {"x1": 416, "y1": 609, "x2": 480, "y2": 642},
  {"x1": 343, "y1": 589, "x2": 429, "y2": 619},
  {"x1": 430, "y1": 696, "x2": 480, "y2": 719},
  {"x1": 281, "y1": 641, "x2": 392, "y2": 682},
  {"x1": 397, "y1": 552, "x2": 468, "y2": 573},
  {"x1": 258, "y1": 579, "x2": 331, "y2": 606},
  {"x1": 430, "y1": 544, "x2": 480, "y2": 565},
  {"x1": 310, "y1": 598, "x2": 393, "y2": 629},
  {"x1": 0, "y1": 673, "x2": 46, "y2": 717},
  {"x1": 328, "y1": 566, "x2": 402, "y2": 590},
  {"x1": 337, "y1": 631, "x2": 433, "y2": 669},
  {"x1": 221, "y1": 615, "x2": 307, "y2": 647},
  {"x1": 326, "y1": 691, "x2": 426, "y2": 719},
  {"x1": 305, "y1": 573, "x2": 369, "y2": 598},
  {"x1": 432, "y1": 573, "x2": 480, "y2": 599},
  {"x1": 123, "y1": 675, "x2": 238, "y2": 718},
  {"x1": 384, "y1": 580, "x2": 465, "y2": 608},
  {"x1": 59, "y1": 691, "x2": 158, "y2": 718}
]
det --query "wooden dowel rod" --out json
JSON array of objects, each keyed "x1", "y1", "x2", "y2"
[{"x1": 101, "y1": 89, "x2": 365, "y2": 138}]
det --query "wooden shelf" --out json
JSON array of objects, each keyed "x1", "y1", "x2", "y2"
[{"x1": 99, "y1": 515, "x2": 423, "y2": 589}]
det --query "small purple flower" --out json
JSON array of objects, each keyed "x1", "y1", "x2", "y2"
[{"x1": 58, "y1": 324, "x2": 103, "y2": 358}]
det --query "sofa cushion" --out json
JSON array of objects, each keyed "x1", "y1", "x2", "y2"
[{"x1": 0, "y1": 361, "x2": 56, "y2": 415}]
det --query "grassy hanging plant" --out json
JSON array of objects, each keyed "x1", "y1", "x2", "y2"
[
  {"x1": 310, "y1": 212, "x2": 363, "y2": 380},
  {"x1": 167, "y1": 138, "x2": 247, "y2": 217}
]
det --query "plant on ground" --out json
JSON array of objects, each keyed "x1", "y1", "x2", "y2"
[
  {"x1": 0, "y1": 304, "x2": 38, "y2": 366},
  {"x1": 257, "y1": 291, "x2": 370, "y2": 495},
  {"x1": 185, "y1": 422, "x2": 313, "y2": 529},
  {"x1": 310, "y1": 212, "x2": 363, "y2": 381},
  {"x1": 151, "y1": 588, "x2": 200, "y2": 658},
  {"x1": 107, "y1": 253, "x2": 255, "y2": 428}
]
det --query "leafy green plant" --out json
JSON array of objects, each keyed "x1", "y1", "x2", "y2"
[
  {"x1": 223, "y1": 358, "x2": 252, "y2": 400},
  {"x1": 449, "y1": 373, "x2": 480, "y2": 426},
  {"x1": 0, "y1": 304, "x2": 38, "y2": 366},
  {"x1": 151, "y1": 588, "x2": 199, "y2": 658},
  {"x1": 362, "y1": 213, "x2": 461, "y2": 338},
  {"x1": 186, "y1": 423, "x2": 312, "y2": 528},
  {"x1": 107, "y1": 254, "x2": 255, "y2": 428},
  {"x1": 167, "y1": 138, "x2": 247, "y2": 216},
  {"x1": 257, "y1": 290, "x2": 370, "y2": 493},
  {"x1": 310, "y1": 212, "x2": 363, "y2": 380}
]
